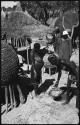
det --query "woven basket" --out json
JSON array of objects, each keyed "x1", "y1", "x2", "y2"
[{"x1": 1, "y1": 40, "x2": 19, "y2": 84}]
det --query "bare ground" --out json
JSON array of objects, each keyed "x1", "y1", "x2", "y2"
[{"x1": 1, "y1": 71, "x2": 79, "y2": 124}]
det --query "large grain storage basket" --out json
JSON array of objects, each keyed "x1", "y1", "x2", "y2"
[{"x1": 1, "y1": 41, "x2": 19, "y2": 83}]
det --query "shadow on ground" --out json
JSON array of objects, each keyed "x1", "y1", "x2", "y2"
[
  {"x1": 1, "y1": 75, "x2": 34, "y2": 114},
  {"x1": 18, "y1": 76, "x2": 34, "y2": 101},
  {"x1": 37, "y1": 79, "x2": 55, "y2": 95}
]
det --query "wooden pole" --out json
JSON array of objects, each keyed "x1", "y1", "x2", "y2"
[
  {"x1": 27, "y1": 47, "x2": 29, "y2": 71},
  {"x1": 5, "y1": 86, "x2": 8, "y2": 113},
  {"x1": 9, "y1": 84, "x2": 13, "y2": 109}
]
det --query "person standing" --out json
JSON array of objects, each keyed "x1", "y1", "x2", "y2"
[
  {"x1": 54, "y1": 29, "x2": 72, "y2": 63},
  {"x1": 60, "y1": 31, "x2": 72, "y2": 63},
  {"x1": 30, "y1": 43, "x2": 44, "y2": 95}
]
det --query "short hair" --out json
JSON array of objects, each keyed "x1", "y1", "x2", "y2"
[
  {"x1": 27, "y1": 37, "x2": 32, "y2": 44},
  {"x1": 55, "y1": 28, "x2": 60, "y2": 34},
  {"x1": 34, "y1": 43, "x2": 40, "y2": 50},
  {"x1": 61, "y1": 34, "x2": 68, "y2": 39}
]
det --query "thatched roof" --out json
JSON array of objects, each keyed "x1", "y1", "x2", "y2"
[
  {"x1": 1, "y1": 10, "x2": 56, "y2": 39},
  {"x1": 1, "y1": 10, "x2": 41, "y2": 39}
]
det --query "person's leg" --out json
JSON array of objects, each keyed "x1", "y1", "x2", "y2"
[
  {"x1": 12, "y1": 81, "x2": 20, "y2": 107},
  {"x1": 34, "y1": 70, "x2": 41, "y2": 95},
  {"x1": 76, "y1": 73, "x2": 79, "y2": 109},
  {"x1": 16, "y1": 84, "x2": 26, "y2": 104},
  {"x1": 15, "y1": 77, "x2": 26, "y2": 104},
  {"x1": 65, "y1": 74, "x2": 72, "y2": 104},
  {"x1": 31, "y1": 65, "x2": 38, "y2": 96},
  {"x1": 34, "y1": 83, "x2": 38, "y2": 95},
  {"x1": 37, "y1": 70, "x2": 41, "y2": 83},
  {"x1": 55, "y1": 68, "x2": 62, "y2": 87},
  {"x1": 31, "y1": 65, "x2": 36, "y2": 84}
]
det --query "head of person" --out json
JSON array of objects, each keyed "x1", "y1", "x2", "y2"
[
  {"x1": 61, "y1": 30, "x2": 69, "y2": 40},
  {"x1": 34, "y1": 43, "x2": 40, "y2": 52},
  {"x1": 27, "y1": 37, "x2": 32, "y2": 45},
  {"x1": 48, "y1": 53, "x2": 60, "y2": 66},
  {"x1": 55, "y1": 28, "x2": 61, "y2": 37},
  {"x1": 46, "y1": 33, "x2": 53, "y2": 45}
]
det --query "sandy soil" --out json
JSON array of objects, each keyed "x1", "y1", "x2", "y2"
[{"x1": 1, "y1": 71, "x2": 79, "y2": 124}]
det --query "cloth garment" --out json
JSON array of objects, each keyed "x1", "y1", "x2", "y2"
[{"x1": 54, "y1": 37, "x2": 72, "y2": 63}]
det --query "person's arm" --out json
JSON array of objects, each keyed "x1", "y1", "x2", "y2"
[
  {"x1": 68, "y1": 39, "x2": 72, "y2": 58},
  {"x1": 61, "y1": 60, "x2": 77, "y2": 76},
  {"x1": 30, "y1": 50, "x2": 35, "y2": 65}
]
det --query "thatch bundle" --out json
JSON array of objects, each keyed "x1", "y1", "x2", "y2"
[{"x1": 1, "y1": 40, "x2": 19, "y2": 83}]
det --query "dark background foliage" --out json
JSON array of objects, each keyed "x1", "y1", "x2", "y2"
[{"x1": 20, "y1": 1, "x2": 79, "y2": 25}]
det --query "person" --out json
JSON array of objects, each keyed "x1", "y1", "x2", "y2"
[
  {"x1": 27, "y1": 37, "x2": 32, "y2": 46},
  {"x1": 46, "y1": 33, "x2": 54, "y2": 53},
  {"x1": 53, "y1": 28, "x2": 62, "y2": 56},
  {"x1": 48, "y1": 53, "x2": 79, "y2": 107},
  {"x1": 55, "y1": 30, "x2": 72, "y2": 63},
  {"x1": 30, "y1": 43, "x2": 44, "y2": 95},
  {"x1": 27, "y1": 37, "x2": 32, "y2": 64},
  {"x1": 75, "y1": 36, "x2": 79, "y2": 49},
  {"x1": 71, "y1": 23, "x2": 79, "y2": 49},
  {"x1": 48, "y1": 53, "x2": 62, "y2": 87},
  {"x1": 60, "y1": 30, "x2": 72, "y2": 63},
  {"x1": 55, "y1": 28, "x2": 61, "y2": 38},
  {"x1": 49, "y1": 30, "x2": 72, "y2": 86}
]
